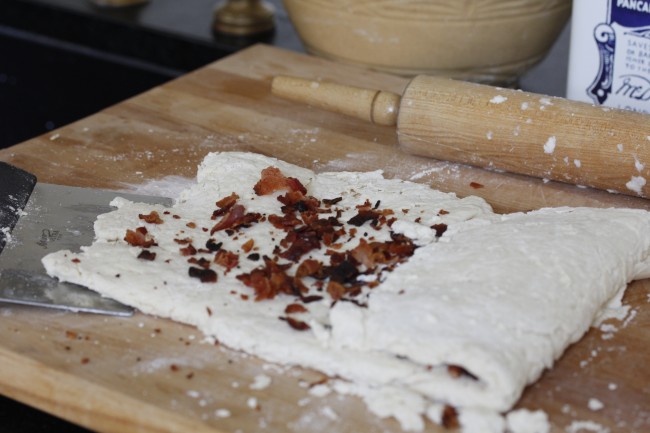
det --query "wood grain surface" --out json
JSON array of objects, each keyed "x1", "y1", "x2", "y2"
[{"x1": 0, "y1": 45, "x2": 648, "y2": 433}]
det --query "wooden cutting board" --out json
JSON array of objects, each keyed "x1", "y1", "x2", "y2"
[{"x1": 0, "y1": 45, "x2": 648, "y2": 433}]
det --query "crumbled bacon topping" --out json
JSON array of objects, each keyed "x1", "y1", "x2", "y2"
[
  {"x1": 137, "y1": 250, "x2": 156, "y2": 261},
  {"x1": 447, "y1": 365, "x2": 478, "y2": 381},
  {"x1": 188, "y1": 257, "x2": 211, "y2": 269},
  {"x1": 124, "y1": 165, "x2": 425, "y2": 332},
  {"x1": 212, "y1": 193, "x2": 239, "y2": 219},
  {"x1": 124, "y1": 227, "x2": 157, "y2": 248},
  {"x1": 347, "y1": 200, "x2": 395, "y2": 228},
  {"x1": 284, "y1": 303, "x2": 308, "y2": 314},
  {"x1": 254, "y1": 166, "x2": 307, "y2": 196},
  {"x1": 237, "y1": 257, "x2": 301, "y2": 301},
  {"x1": 139, "y1": 211, "x2": 164, "y2": 224},
  {"x1": 188, "y1": 267, "x2": 217, "y2": 283},
  {"x1": 431, "y1": 223, "x2": 448, "y2": 238},
  {"x1": 210, "y1": 203, "x2": 262, "y2": 235},
  {"x1": 279, "y1": 316, "x2": 311, "y2": 331},
  {"x1": 441, "y1": 405, "x2": 460, "y2": 429},
  {"x1": 179, "y1": 244, "x2": 197, "y2": 256},
  {"x1": 241, "y1": 239, "x2": 255, "y2": 253},
  {"x1": 214, "y1": 249, "x2": 239, "y2": 272},
  {"x1": 205, "y1": 239, "x2": 222, "y2": 252}
]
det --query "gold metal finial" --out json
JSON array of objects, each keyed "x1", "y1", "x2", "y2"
[
  {"x1": 212, "y1": 0, "x2": 275, "y2": 36},
  {"x1": 89, "y1": 0, "x2": 148, "y2": 6}
]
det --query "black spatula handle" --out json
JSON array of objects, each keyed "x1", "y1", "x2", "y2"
[{"x1": 0, "y1": 162, "x2": 37, "y2": 253}]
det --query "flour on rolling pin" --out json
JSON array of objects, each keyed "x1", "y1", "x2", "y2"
[
  {"x1": 272, "y1": 75, "x2": 650, "y2": 199},
  {"x1": 568, "y1": 0, "x2": 650, "y2": 113}
]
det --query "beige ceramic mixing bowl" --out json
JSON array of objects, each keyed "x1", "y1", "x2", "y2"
[{"x1": 283, "y1": 0, "x2": 571, "y2": 85}]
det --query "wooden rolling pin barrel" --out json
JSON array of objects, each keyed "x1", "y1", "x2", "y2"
[{"x1": 272, "y1": 75, "x2": 650, "y2": 199}]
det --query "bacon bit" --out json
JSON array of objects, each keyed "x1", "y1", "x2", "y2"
[
  {"x1": 188, "y1": 267, "x2": 218, "y2": 283},
  {"x1": 206, "y1": 306, "x2": 212, "y2": 316},
  {"x1": 174, "y1": 237, "x2": 193, "y2": 244},
  {"x1": 216, "y1": 192, "x2": 239, "y2": 209},
  {"x1": 210, "y1": 204, "x2": 262, "y2": 235},
  {"x1": 350, "y1": 235, "x2": 416, "y2": 270},
  {"x1": 469, "y1": 182, "x2": 484, "y2": 189},
  {"x1": 254, "y1": 166, "x2": 307, "y2": 196},
  {"x1": 295, "y1": 259, "x2": 325, "y2": 279},
  {"x1": 240, "y1": 294, "x2": 249, "y2": 301},
  {"x1": 186, "y1": 222, "x2": 197, "y2": 229},
  {"x1": 347, "y1": 209, "x2": 379, "y2": 227},
  {"x1": 268, "y1": 213, "x2": 302, "y2": 230},
  {"x1": 137, "y1": 250, "x2": 156, "y2": 261},
  {"x1": 278, "y1": 227, "x2": 321, "y2": 262},
  {"x1": 279, "y1": 316, "x2": 311, "y2": 331},
  {"x1": 285, "y1": 303, "x2": 308, "y2": 314},
  {"x1": 212, "y1": 193, "x2": 240, "y2": 219},
  {"x1": 237, "y1": 258, "x2": 300, "y2": 301},
  {"x1": 179, "y1": 244, "x2": 197, "y2": 256},
  {"x1": 326, "y1": 258, "x2": 359, "y2": 284},
  {"x1": 278, "y1": 190, "x2": 320, "y2": 213},
  {"x1": 124, "y1": 227, "x2": 157, "y2": 248},
  {"x1": 447, "y1": 365, "x2": 479, "y2": 381},
  {"x1": 431, "y1": 223, "x2": 448, "y2": 237},
  {"x1": 347, "y1": 202, "x2": 394, "y2": 228},
  {"x1": 71, "y1": 258, "x2": 81, "y2": 263},
  {"x1": 163, "y1": 211, "x2": 171, "y2": 215},
  {"x1": 247, "y1": 253, "x2": 260, "y2": 261},
  {"x1": 241, "y1": 239, "x2": 255, "y2": 253},
  {"x1": 139, "y1": 211, "x2": 164, "y2": 224},
  {"x1": 438, "y1": 209, "x2": 450, "y2": 215},
  {"x1": 323, "y1": 197, "x2": 343, "y2": 206},
  {"x1": 214, "y1": 249, "x2": 239, "y2": 272},
  {"x1": 301, "y1": 295, "x2": 324, "y2": 303},
  {"x1": 326, "y1": 281, "x2": 347, "y2": 301},
  {"x1": 187, "y1": 257, "x2": 211, "y2": 269},
  {"x1": 441, "y1": 405, "x2": 460, "y2": 429},
  {"x1": 205, "y1": 239, "x2": 222, "y2": 252}
]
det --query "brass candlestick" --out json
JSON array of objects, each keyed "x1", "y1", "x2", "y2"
[
  {"x1": 212, "y1": 0, "x2": 275, "y2": 36},
  {"x1": 90, "y1": 0, "x2": 148, "y2": 6}
]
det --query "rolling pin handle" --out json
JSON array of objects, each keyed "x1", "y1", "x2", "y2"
[
  {"x1": 370, "y1": 91, "x2": 401, "y2": 126},
  {"x1": 271, "y1": 76, "x2": 400, "y2": 126}
]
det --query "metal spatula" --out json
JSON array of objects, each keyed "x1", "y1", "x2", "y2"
[{"x1": 0, "y1": 162, "x2": 172, "y2": 315}]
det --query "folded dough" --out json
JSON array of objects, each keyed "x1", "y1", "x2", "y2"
[{"x1": 43, "y1": 152, "x2": 650, "y2": 432}]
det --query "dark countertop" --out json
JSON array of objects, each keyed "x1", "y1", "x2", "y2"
[{"x1": 0, "y1": 1, "x2": 571, "y2": 431}]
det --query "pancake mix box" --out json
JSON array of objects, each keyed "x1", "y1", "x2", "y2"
[{"x1": 567, "y1": 0, "x2": 650, "y2": 113}]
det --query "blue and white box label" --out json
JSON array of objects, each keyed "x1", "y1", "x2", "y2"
[{"x1": 568, "y1": 0, "x2": 650, "y2": 113}]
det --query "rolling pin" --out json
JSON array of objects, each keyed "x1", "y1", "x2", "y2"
[{"x1": 271, "y1": 75, "x2": 650, "y2": 199}]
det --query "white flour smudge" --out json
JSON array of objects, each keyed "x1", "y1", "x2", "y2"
[
  {"x1": 565, "y1": 420, "x2": 610, "y2": 433},
  {"x1": 544, "y1": 137, "x2": 557, "y2": 154},
  {"x1": 490, "y1": 95, "x2": 508, "y2": 104},
  {"x1": 626, "y1": 175, "x2": 646, "y2": 194},
  {"x1": 119, "y1": 176, "x2": 196, "y2": 200}
]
